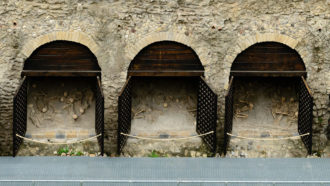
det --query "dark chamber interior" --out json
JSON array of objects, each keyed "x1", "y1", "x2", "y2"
[
  {"x1": 16, "y1": 77, "x2": 101, "y2": 156},
  {"x1": 121, "y1": 77, "x2": 206, "y2": 156},
  {"x1": 131, "y1": 77, "x2": 198, "y2": 135},
  {"x1": 227, "y1": 77, "x2": 308, "y2": 157}
]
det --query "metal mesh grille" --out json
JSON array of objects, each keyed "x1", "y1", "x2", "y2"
[
  {"x1": 196, "y1": 77, "x2": 217, "y2": 153},
  {"x1": 13, "y1": 77, "x2": 28, "y2": 157},
  {"x1": 95, "y1": 76, "x2": 104, "y2": 155},
  {"x1": 223, "y1": 76, "x2": 234, "y2": 155},
  {"x1": 117, "y1": 77, "x2": 132, "y2": 154},
  {"x1": 298, "y1": 76, "x2": 313, "y2": 154}
]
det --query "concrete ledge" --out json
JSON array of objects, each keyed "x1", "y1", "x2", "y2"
[{"x1": 0, "y1": 157, "x2": 329, "y2": 185}]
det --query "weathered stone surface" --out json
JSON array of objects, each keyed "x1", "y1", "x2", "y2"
[{"x1": 0, "y1": 0, "x2": 329, "y2": 157}]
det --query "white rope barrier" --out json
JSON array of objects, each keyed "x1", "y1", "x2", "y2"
[
  {"x1": 227, "y1": 132, "x2": 310, "y2": 141},
  {"x1": 120, "y1": 131, "x2": 214, "y2": 141},
  {"x1": 16, "y1": 134, "x2": 101, "y2": 145}
]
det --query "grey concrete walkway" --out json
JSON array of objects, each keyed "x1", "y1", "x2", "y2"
[{"x1": 0, "y1": 157, "x2": 329, "y2": 185}]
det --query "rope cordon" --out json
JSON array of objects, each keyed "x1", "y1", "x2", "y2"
[
  {"x1": 16, "y1": 134, "x2": 101, "y2": 145},
  {"x1": 227, "y1": 132, "x2": 310, "y2": 141},
  {"x1": 120, "y1": 131, "x2": 214, "y2": 141}
]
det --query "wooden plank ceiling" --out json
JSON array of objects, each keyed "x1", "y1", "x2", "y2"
[
  {"x1": 128, "y1": 41, "x2": 204, "y2": 76},
  {"x1": 23, "y1": 41, "x2": 100, "y2": 76},
  {"x1": 231, "y1": 42, "x2": 306, "y2": 77}
]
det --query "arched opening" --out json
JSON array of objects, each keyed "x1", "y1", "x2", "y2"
[
  {"x1": 224, "y1": 42, "x2": 313, "y2": 157},
  {"x1": 13, "y1": 41, "x2": 104, "y2": 156},
  {"x1": 118, "y1": 41, "x2": 217, "y2": 157},
  {"x1": 128, "y1": 41, "x2": 204, "y2": 76},
  {"x1": 231, "y1": 42, "x2": 306, "y2": 77}
]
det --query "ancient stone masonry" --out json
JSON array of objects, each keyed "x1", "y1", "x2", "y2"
[{"x1": 0, "y1": 0, "x2": 329, "y2": 157}]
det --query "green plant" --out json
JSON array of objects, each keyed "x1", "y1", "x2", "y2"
[
  {"x1": 57, "y1": 146, "x2": 69, "y2": 155},
  {"x1": 148, "y1": 150, "x2": 160, "y2": 158},
  {"x1": 57, "y1": 146, "x2": 84, "y2": 156},
  {"x1": 318, "y1": 117, "x2": 323, "y2": 124},
  {"x1": 312, "y1": 150, "x2": 322, "y2": 157},
  {"x1": 75, "y1": 151, "x2": 83, "y2": 156}
]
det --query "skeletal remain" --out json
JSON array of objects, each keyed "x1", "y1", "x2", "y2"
[
  {"x1": 249, "y1": 103, "x2": 254, "y2": 110},
  {"x1": 188, "y1": 108, "x2": 197, "y2": 112},
  {"x1": 73, "y1": 91, "x2": 83, "y2": 101},
  {"x1": 79, "y1": 107, "x2": 85, "y2": 114},
  {"x1": 275, "y1": 111, "x2": 289, "y2": 115},
  {"x1": 240, "y1": 105, "x2": 249, "y2": 112},
  {"x1": 36, "y1": 98, "x2": 49, "y2": 114},
  {"x1": 134, "y1": 109, "x2": 145, "y2": 117},
  {"x1": 236, "y1": 113, "x2": 248, "y2": 118},
  {"x1": 72, "y1": 114, "x2": 78, "y2": 120},
  {"x1": 42, "y1": 107, "x2": 48, "y2": 113},
  {"x1": 28, "y1": 104, "x2": 40, "y2": 128},
  {"x1": 62, "y1": 104, "x2": 72, "y2": 114},
  {"x1": 239, "y1": 100, "x2": 249, "y2": 104},
  {"x1": 68, "y1": 97, "x2": 74, "y2": 103},
  {"x1": 83, "y1": 90, "x2": 94, "y2": 109}
]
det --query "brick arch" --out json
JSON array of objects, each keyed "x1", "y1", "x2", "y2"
[
  {"x1": 21, "y1": 31, "x2": 103, "y2": 69},
  {"x1": 125, "y1": 32, "x2": 213, "y2": 77}
]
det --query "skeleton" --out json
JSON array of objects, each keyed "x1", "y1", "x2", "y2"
[
  {"x1": 271, "y1": 96, "x2": 298, "y2": 125},
  {"x1": 60, "y1": 89, "x2": 94, "y2": 121},
  {"x1": 28, "y1": 104, "x2": 40, "y2": 128}
]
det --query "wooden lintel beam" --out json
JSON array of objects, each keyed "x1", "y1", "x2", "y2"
[
  {"x1": 21, "y1": 70, "x2": 101, "y2": 77},
  {"x1": 128, "y1": 71, "x2": 204, "y2": 77}
]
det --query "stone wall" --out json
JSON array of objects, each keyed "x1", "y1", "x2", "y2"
[{"x1": 0, "y1": 0, "x2": 329, "y2": 156}]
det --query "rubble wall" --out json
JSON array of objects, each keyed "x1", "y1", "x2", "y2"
[{"x1": 0, "y1": 0, "x2": 329, "y2": 156}]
